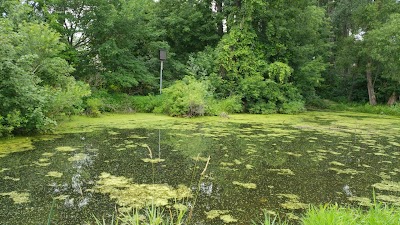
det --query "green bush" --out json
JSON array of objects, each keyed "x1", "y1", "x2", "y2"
[
  {"x1": 159, "y1": 76, "x2": 211, "y2": 117},
  {"x1": 248, "y1": 101, "x2": 277, "y2": 114},
  {"x1": 131, "y1": 95, "x2": 163, "y2": 113},
  {"x1": 327, "y1": 102, "x2": 400, "y2": 116},
  {"x1": 90, "y1": 90, "x2": 135, "y2": 112},
  {"x1": 208, "y1": 95, "x2": 243, "y2": 115},
  {"x1": 280, "y1": 101, "x2": 306, "y2": 114},
  {"x1": 85, "y1": 98, "x2": 103, "y2": 117}
]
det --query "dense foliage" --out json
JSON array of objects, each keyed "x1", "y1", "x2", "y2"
[{"x1": 1, "y1": 0, "x2": 400, "y2": 135}]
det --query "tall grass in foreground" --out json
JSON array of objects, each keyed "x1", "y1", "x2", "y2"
[
  {"x1": 90, "y1": 205, "x2": 187, "y2": 225},
  {"x1": 90, "y1": 202, "x2": 400, "y2": 225},
  {"x1": 301, "y1": 203, "x2": 400, "y2": 225}
]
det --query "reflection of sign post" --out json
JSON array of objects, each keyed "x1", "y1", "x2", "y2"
[{"x1": 159, "y1": 49, "x2": 167, "y2": 94}]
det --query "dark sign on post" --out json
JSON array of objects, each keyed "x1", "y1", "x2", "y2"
[{"x1": 159, "y1": 49, "x2": 167, "y2": 61}]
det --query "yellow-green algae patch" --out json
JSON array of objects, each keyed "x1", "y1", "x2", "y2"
[
  {"x1": 0, "y1": 191, "x2": 30, "y2": 204},
  {"x1": 141, "y1": 158, "x2": 165, "y2": 163},
  {"x1": 376, "y1": 194, "x2": 400, "y2": 206},
  {"x1": 232, "y1": 181, "x2": 257, "y2": 189},
  {"x1": 329, "y1": 167, "x2": 364, "y2": 175},
  {"x1": 42, "y1": 152, "x2": 55, "y2": 157},
  {"x1": 278, "y1": 194, "x2": 308, "y2": 210},
  {"x1": 372, "y1": 180, "x2": 400, "y2": 192},
  {"x1": 220, "y1": 214, "x2": 238, "y2": 223},
  {"x1": 205, "y1": 209, "x2": 238, "y2": 222},
  {"x1": 245, "y1": 164, "x2": 254, "y2": 170},
  {"x1": 267, "y1": 169, "x2": 295, "y2": 176},
  {"x1": 46, "y1": 171, "x2": 63, "y2": 178},
  {"x1": 0, "y1": 168, "x2": 9, "y2": 173},
  {"x1": 329, "y1": 161, "x2": 345, "y2": 167},
  {"x1": 0, "y1": 137, "x2": 33, "y2": 158},
  {"x1": 3, "y1": 176, "x2": 20, "y2": 181},
  {"x1": 348, "y1": 196, "x2": 372, "y2": 207},
  {"x1": 191, "y1": 156, "x2": 210, "y2": 162},
  {"x1": 93, "y1": 172, "x2": 192, "y2": 209},
  {"x1": 56, "y1": 146, "x2": 77, "y2": 152},
  {"x1": 68, "y1": 153, "x2": 89, "y2": 162},
  {"x1": 220, "y1": 162, "x2": 235, "y2": 167}
]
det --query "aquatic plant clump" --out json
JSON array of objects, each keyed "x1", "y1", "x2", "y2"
[
  {"x1": 372, "y1": 180, "x2": 400, "y2": 192},
  {"x1": 232, "y1": 181, "x2": 257, "y2": 189},
  {"x1": 0, "y1": 191, "x2": 30, "y2": 204},
  {"x1": 205, "y1": 210, "x2": 238, "y2": 223},
  {"x1": 93, "y1": 172, "x2": 192, "y2": 209}
]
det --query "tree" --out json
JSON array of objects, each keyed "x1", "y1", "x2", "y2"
[
  {"x1": 82, "y1": 0, "x2": 167, "y2": 94},
  {"x1": 366, "y1": 13, "x2": 400, "y2": 104},
  {"x1": 0, "y1": 2, "x2": 90, "y2": 136}
]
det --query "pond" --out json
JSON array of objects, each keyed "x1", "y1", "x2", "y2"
[{"x1": 1, "y1": 112, "x2": 400, "y2": 224}]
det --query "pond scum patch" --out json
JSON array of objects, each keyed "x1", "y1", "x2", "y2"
[
  {"x1": 92, "y1": 172, "x2": 192, "y2": 211},
  {"x1": 205, "y1": 210, "x2": 238, "y2": 223},
  {"x1": 0, "y1": 191, "x2": 30, "y2": 204}
]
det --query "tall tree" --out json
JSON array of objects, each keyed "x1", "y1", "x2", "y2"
[
  {"x1": 84, "y1": 0, "x2": 167, "y2": 94},
  {"x1": 0, "y1": 1, "x2": 90, "y2": 135}
]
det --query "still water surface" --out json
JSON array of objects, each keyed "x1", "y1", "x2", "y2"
[{"x1": 0, "y1": 113, "x2": 399, "y2": 224}]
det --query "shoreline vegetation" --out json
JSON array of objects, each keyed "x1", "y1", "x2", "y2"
[{"x1": 70, "y1": 201, "x2": 400, "y2": 225}]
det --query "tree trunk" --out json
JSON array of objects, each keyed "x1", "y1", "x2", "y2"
[
  {"x1": 216, "y1": 0, "x2": 224, "y2": 36},
  {"x1": 366, "y1": 62, "x2": 377, "y2": 105},
  {"x1": 387, "y1": 92, "x2": 398, "y2": 106}
]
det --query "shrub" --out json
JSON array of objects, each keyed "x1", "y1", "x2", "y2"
[
  {"x1": 131, "y1": 95, "x2": 163, "y2": 113},
  {"x1": 159, "y1": 76, "x2": 211, "y2": 117},
  {"x1": 248, "y1": 101, "x2": 277, "y2": 114},
  {"x1": 280, "y1": 101, "x2": 306, "y2": 114},
  {"x1": 208, "y1": 95, "x2": 243, "y2": 115},
  {"x1": 85, "y1": 98, "x2": 103, "y2": 117}
]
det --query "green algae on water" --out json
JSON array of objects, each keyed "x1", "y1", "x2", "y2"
[
  {"x1": 68, "y1": 153, "x2": 89, "y2": 162},
  {"x1": 278, "y1": 193, "x2": 308, "y2": 210},
  {"x1": 232, "y1": 181, "x2": 257, "y2": 189},
  {"x1": 94, "y1": 172, "x2": 192, "y2": 209},
  {"x1": 372, "y1": 180, "x2": 400, "y2": 192},
  {"x1": 267, "y1": 168, "x2": 295, "y2": 176},
  {"x1": 141, "y1": 158, "x2": 165, "y2": 163},
  {"x1": 245, "y1": 164, "x2": 254, "y2": 170},
  {"x1": 3, "y1": 176, "x2": 20, "y2": 181},
  {"x1": 56, "y1": 146, "x2": 77, "y2": 152},
  {"x1": 220, "y1": 162, "x2": 235, "y2": 167},
  {"x1": 329, "y1": 167, "x2": 364, "y2": 175},
  {"x1": 205, "y1": 210, "x2": 230, "y2": 219},
  {"x1": 0, "y1": 137, "x2": 34, "y2": 158},
  {"x1": 376, "y1": 194, "x2": 400, "y2": 206},
  {"x1": 220, "y1": 214, "x2": 238, "y2": 223},
  {"x1": 348, "y1": 196, "x2": 372, "y2": 207},
  {"x1": 46, "y1": 171, "x2": 63, "y2": 178},
  {"x1": 0, "y1": 191, "x2": 30, "y2": 204},
  {"x1": 329, "y1": 161, "x2": 345, "y2": 167}
]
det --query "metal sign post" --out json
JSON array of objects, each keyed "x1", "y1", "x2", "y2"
[{"x1": 159, "y1": 49, "x2": 166, "y2": 94}]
